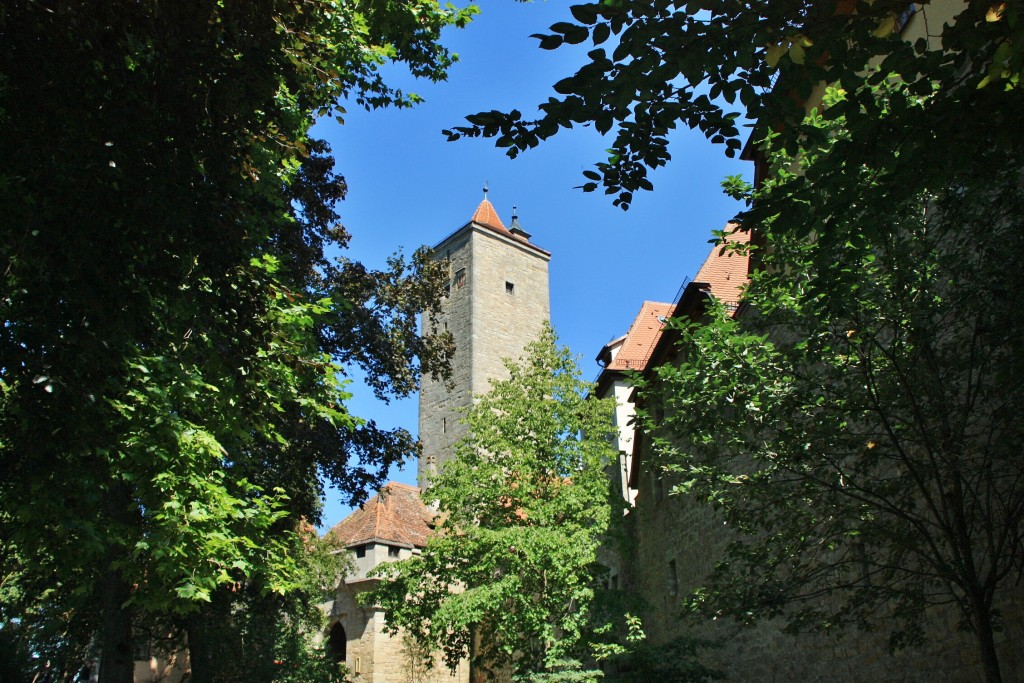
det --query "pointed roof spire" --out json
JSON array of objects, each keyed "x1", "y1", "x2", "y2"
[
  {"x1": 509, "y1": 204, "x2": 532, "y2": 240},
  {"x1": 471, "y1": 183, "x2": 506, "y2": 231}
]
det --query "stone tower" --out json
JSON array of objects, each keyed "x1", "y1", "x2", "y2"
[{"x1": 418, "y1": 192, "x2": 551, "y2": 488}]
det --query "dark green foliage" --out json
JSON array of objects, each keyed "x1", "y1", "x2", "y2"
[
  {"x1": 471, "y1": 1, "x2": 1024, "y2": 679},
  {"x1": 447, "y1": 0, "x2": 1024, "y2": 210},
  {"x1": 183, "y1": 532, "x2": 352, "y2": 683},
  {"x1": 0, "y1": 0, "x2": 468, "y2": 677},
  {"x1": 644, "y1": 82, "x2": 1024, "y2": 683}
]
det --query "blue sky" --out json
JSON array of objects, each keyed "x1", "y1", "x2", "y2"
[{"x1": 314, "y1": 0, "x2": 751, "y2": 529}]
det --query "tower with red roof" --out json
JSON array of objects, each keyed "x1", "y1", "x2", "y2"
[{"x1": 418, "y1": 189, "x2": 551, "y2": 488}]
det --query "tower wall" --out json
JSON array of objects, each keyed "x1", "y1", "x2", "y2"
[{"x1": 418, "y1": 218, "x2": 550, "y2": 489}]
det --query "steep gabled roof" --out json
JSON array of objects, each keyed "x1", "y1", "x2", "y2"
[
  {"x1": 326, "y1": 482, "x2": 436, "y2": 549},
  {"x1": 599, "y1": 301, "x2": 674, "y2": 373},
  {"x1": 691, "y1": 223, "x2": 750, "y2": 308}
]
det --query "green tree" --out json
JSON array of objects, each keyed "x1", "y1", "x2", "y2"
[
  {"x1": 0, "y1": 1, "x2": 469, "y2": 680},
  {"x1": 179, "y1": 527, "x2": 354, "y2": 683},
  {"x1": 446, "y1": 0, "x2": 1024, "y2": 210},
  {"x1": 371, "y1": 325, "x2": 620, "y2": 680},
  {"x1": 442, "y1": 2, "x2": 1023, "y2": 679},
  {"x1": 642, "y1": 84, "x2": 1024, "y2": 683}
]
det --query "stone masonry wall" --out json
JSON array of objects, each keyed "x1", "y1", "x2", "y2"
[
  {"x1": 467, "y1": 230, "x2": 550, "y2": 398},
  {"x1": 332, "y1": 581, "x2": 470, "y2": 683},
  {"x1": 629, "y1": 450, "x2": 1024, "y2": 682},
  {"x1": 419, "y1": 232, "x2": 474, "y2": 488},
  {"x1": 419, "y1": 225, "x2": 550, "y2": 488}
]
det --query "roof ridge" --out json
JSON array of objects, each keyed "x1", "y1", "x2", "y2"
[{"x1": 383, "y1": 481, "x2": 420, "y2": 491}]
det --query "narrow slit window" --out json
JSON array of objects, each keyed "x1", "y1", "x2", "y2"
[{"x1": 505, "y1": 281, "x2": 515, "y2": 294}]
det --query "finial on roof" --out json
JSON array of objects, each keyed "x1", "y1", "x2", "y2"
[
  {"x1": 483, "y1": 181, "x2": 489, "y2": 200},
  {"x1": 508, "y1": 204, "x2": 532, "y2": 241}
]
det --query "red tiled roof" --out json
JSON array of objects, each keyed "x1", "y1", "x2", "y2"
[
  {"x1": 605, "y1": 301, "x2": 674, "y2": 372},
  {"x1": 467, "y1": 198, "x2": 551, "y2": 256},
  {"x1": 471, "y1": 198, "x2": 506, "y2": 232},
  {"x1": 692, "y1": 223, "x2": 750, "y2": 307},
  {"x1": 326, "y1": 482, "x2": 436, "y2": 549}
]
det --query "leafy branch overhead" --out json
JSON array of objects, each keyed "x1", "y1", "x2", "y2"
[{"x1": 446, "y1": 0, "x2": 1024, "y2": 209}]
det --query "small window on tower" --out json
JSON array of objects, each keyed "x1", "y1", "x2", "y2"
[
  {"x1": 442, "y1": 417, "x2": 447, "y2": 434},
  {"x1": 354, "y1": 544, "x2": 366, "y2": 558},
  {"x1": 388, "y1": 546, "x2": 400, "y2": 558},
  {"x1": 505, "y1": 281, "x2": 515, "y2": 294},
  {"x1": 455, "y1": 268, "x2": 467, "y2": 290}
]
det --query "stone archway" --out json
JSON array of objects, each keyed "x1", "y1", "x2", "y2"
[{"x1": 327, "y1": 621, "x2": 346, "y2": 663}]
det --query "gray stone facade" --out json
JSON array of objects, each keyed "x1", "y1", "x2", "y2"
[
  {"x1": 418, "y1": 201, "x2": 551, "y2": 488},
  {"x1": 628, "y1": 446, "x2": 1024, "y2": 682},
  {"x1": 330, "y1": 579, "x2": 470, "y2": 683}
]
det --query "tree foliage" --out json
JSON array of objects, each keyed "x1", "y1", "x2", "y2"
[
  {"x1": 371, "y1": 325, "x2": 620, "y2": 680},
  {"x1": 437, "y1": 0, "x2": 1024, "y2": 681},
  {"x1": 0, "y1": 0, "x2": 469, "y2": 678},
  {"x1": 644, "y1": 83, "x2": 1024, "y2": 683},
  {"x1": 183, "y1": 529, "x2": 354, "y2": 683},
  {"x1": 446, "y1": 0, "x2": 1024, "y2": 209}
]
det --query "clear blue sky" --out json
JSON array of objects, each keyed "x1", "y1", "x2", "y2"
[{"x1": 314, "y1": 0, "x2": 750, "y2": 529}]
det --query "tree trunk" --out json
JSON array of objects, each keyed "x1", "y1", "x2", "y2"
[
  {"x1": 98, "y1": 479, "x2": 135, "y2": 683},
  {"x1": 970, "y1": 590, "x2": 1003, "y2": 683},
  {"x1": 186, "y1": 612, "x2": 213, "y2": 683},
  {"x1": 97, "y1": 567, "x2": 134, "y2": 683}
]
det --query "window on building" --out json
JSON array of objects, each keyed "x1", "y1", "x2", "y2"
[
  {"x1": 505, "y1": 281, "x2": 515, "y2": 294},
  {"x1": 442, "y1": 417, "x2": 447, "y2": 434},
  {"x1": 353, "y1": 656, "x2": 362, "y2": 674},
  {"x1": 388, "y1": 545, "x2": 400, "y2": 558},
  {"x1": 354, "y1": 544, "x2": 366, "y2": 558},
  {"x1": 667, "y1": 559, "x2": 679, "y2": 596},
  {"x1": 327, "y1": 622, "x2": 346, "y2": 663},
  {"x1": 455, "y1": 268, "x2": 466, "y2": 289}
]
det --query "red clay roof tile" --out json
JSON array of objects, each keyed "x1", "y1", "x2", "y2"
[
  {"x1": 468, "y1": 198, "x2": 551, "y2": 256},
  {"x1": 326, "y1": 482, "x2": 436, "y2": 549},
  {"x1": 692, "y1": 223, "x2": 750, "y2": 307},
  {"x1": 471, "y1": 198, "x2": 506, "y2": 231},
  {"x1": 606, "y1": 301, "x2": 675, "y2": 372}
]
